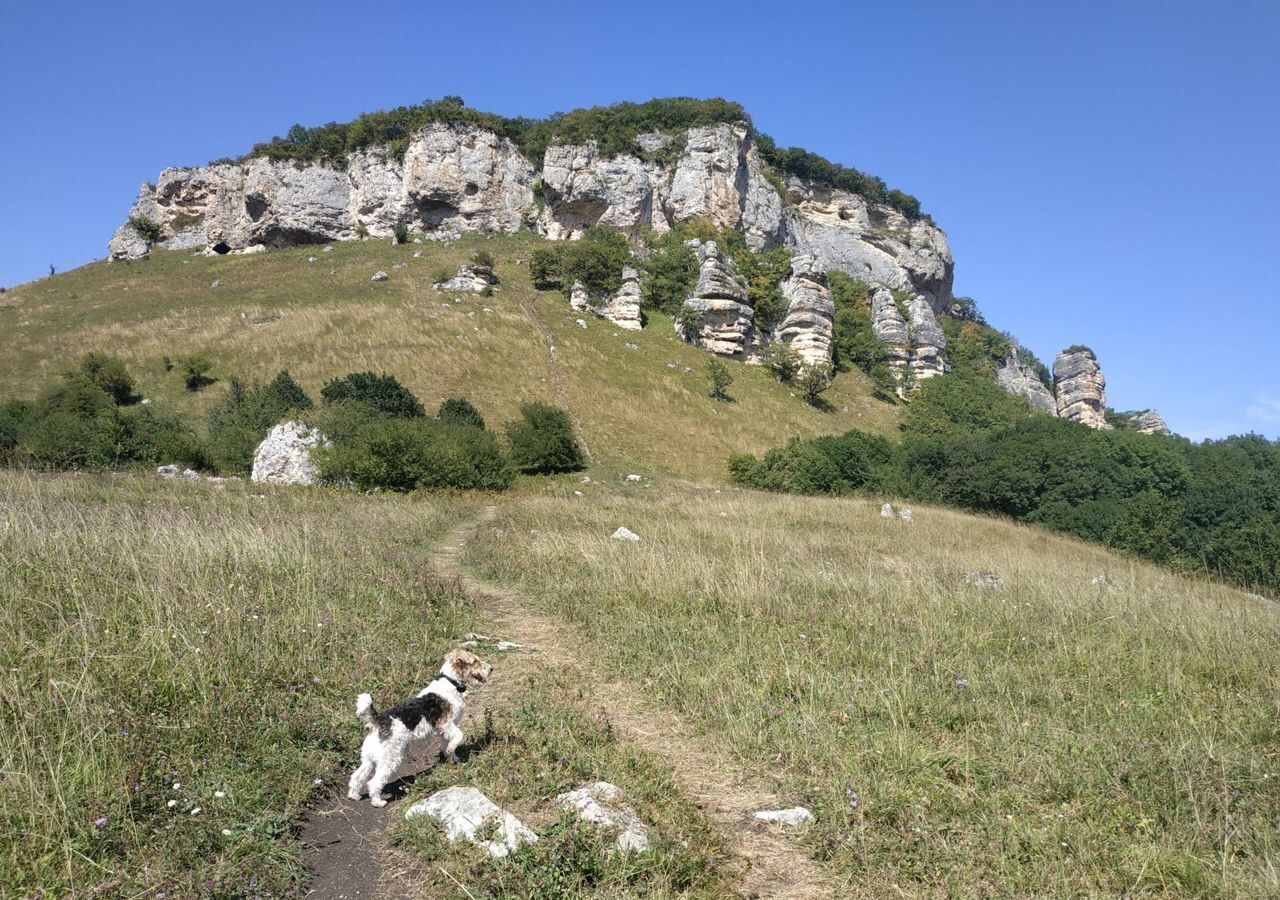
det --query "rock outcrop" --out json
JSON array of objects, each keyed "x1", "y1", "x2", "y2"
[
  {"x1": 110, "y1": 119, "x2": 952, "y2": 306},
  {"x1": 555, "y1": 782, "x2": 650, "y2": 853},
  {"x1": 678, "y1": 242, "x2": 756, "y2": 358},
  {"x1": 1053, "y1": 348, "x2": 1111, "y2": 429},
  {"x1": 870, "y1": 286, "x2": 911, "y2": 389},
  {"x1": 250, "y1": 421, "x2": 329, "y2": 485},
  {"x1": 404, "y1": 787, "x2": 537, "y2": 858},
  {"x1": 774, "y1": 254, "x2": 834, "y2": 369},
  {"x1": 996, "y1": 345, "x2": 1058, "y2": 415},
  {"x1": 905, "y1": 295, "x2": 948, "y2": 382},
  {"x1": 602, "y1": 267, "x2": 643, "y2": 330},
  {"x1": 1129, "y1": 409, "x2": 1171, "y2": 436},
  {"x1": 435, "y1": 264, "x2": 497, "y2": 293}
]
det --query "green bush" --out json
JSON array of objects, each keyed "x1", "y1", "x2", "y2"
[
  {"x1": 176, "y1": 354, "x2": 215, "y2": 391},
  {"x1": 505, "y1": 403, "x2": 584, "y2": 474},
  {"x1": 798, "y1": 366, "x2": 831, "y2": 406},
  {"x1": 707, "y1": 360, "x2": 733, "y2": 401},
  {"x1": 533, "y1": 228, "x2": 631, "y2": 298},
  {"x1": 529, "y1": 248, "x2": 562, "y2": 289},
  {"x1": 393, "y1": 223, "x2": 410, "y2": 244},
  {"x1": 75, "y1": 353, "x2": 139, "y2": 405},
  {"x1": 128, "y1": 214, "x2": 165, "y2": 247},
  {"x1": 320, "y1": 372, "x2": 425, "y2": 418},
  {"x1": 760, "y1": 343, "x2": 801, "y2": 383},
  {"x1": 0, "y1": 400, "x2": 32, "y2": 453},
  {"x1": 120, "y1": 406, "x2": 208, "y2": 469},
  {"x1": 437, "y1": 398, "x2": 486, "y2": 430},
  {"x1": 207, "y1": 371, "x2": 313, "y2": 473},
  {"x1": 639, "y1": 230, "x2": 698, "y2": 315},
  {"x1": 318, "y1": 418, "x2": 513, "y2": 491}
]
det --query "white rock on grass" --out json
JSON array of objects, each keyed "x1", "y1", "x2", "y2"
[
  {"x1": 964, "y1": 571, "x2": 1005, "y2": 591},
  {"x1": 404, "y1": 786, "x2": 537, "y2": 858},
  {"x1": 251, "y1": 421, "x2": 329, "y2": 485},
  {"x1": 370, "y1": 271, "x2": 389, "y2": 282},
  {"x1": 1091, "y1": 575, "x2": 1119, "y2": 591},
  {"x1": 626, "y1": 474, "x2": 643, "y2": 482},
  {"x1": 880, "y1": 503, "x2": 894, "y2": 518},
  {"x1": 754, "y1": 807, "x2": 814, "y2": 826},
  {"x1": 611, "y1": 527, "x2": 640, "y2": 542},
  {"x1": 898, "y1": 508, "x2": 913, "y2": 524},
  {"x1": 555, "y1": 782, "x2": 649, "y2": 853}
]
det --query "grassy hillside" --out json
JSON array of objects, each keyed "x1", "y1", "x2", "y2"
[
  {"x1": 466, "y1": 481, "x2": 1280, "y2": 897},
  {"x1": 0, "y1": 235, "x2": 896, "y2": 482}
]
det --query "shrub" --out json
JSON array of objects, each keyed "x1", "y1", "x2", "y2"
[
  {"x1": 471, "y1": 248, "x2": 495, "y2": 269},
  {"x1": 176, "y1": 354, "x2": 215, "y2": 391},
  {"x1": 761, "y1": 343, "x2": 801, "y2": 383},
  {"x1": 393, "y1": 223, "x2": 410, "y2": 244},
  {"x1": 0, "y1": 400, "x2": 32, "y2": 454},
  {"x1": 207, "y1": 372, "x2": 315, "y2": 474},
  {"x1": 639, "y1": 230, "x2": 698, "y2": 315},
  {"x1": 318, "y1": 418, "x2": 513, "y2": 491},
  {"x1": 529, "y1": 248, "x2": 562, "y2": 289},
  {"x1": 707, "y1": 360, "x2": 733, "y2": 401},
  {"x1": 120, "y1": 406, "x2": 208, "y2": 469},
  {"x1": 798, "y1": 366, "x2": 831, "y2": 406},
  {"x1": 128, "y1": 214, "x2": 165, "y2": 247},
  {"x1": 505, "y1": 403, "x2": 584, "y2": 474},
  {"x1": 320, "y1": 372, "x2": 425, "y2": 418},
  {"x1": 75, "y1": 353, "x2": 139, "y2": 405},
  {"x1": 546, "y1": 228, "x2": 632, "y2": 298},
  {"x1": 437, "y1": 398, "x2": 486, "y2": 430}
]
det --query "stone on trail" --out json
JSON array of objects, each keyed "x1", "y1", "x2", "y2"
[
  {"x1": 556, "y1": 782, "x2": 650, "y2": 853},
  {"x1": 880, "y1": 503, "x2": 894, "y2": 518},
  {"x1": 404, "y1": 786, "x2": 537, "y2": 858},
  {"x1": 754, "y1": 807, "x2": 814, "y2": 826},
  {"x1": 611, "y1": 526, "x2": 641, "y2": 542}
]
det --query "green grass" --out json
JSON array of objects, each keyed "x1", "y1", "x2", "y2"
[
  {"x1": 0, "y1": 235, "x2": 897, "y2": 481},
  {"x1": 390, "y1": 671, "x2": 733, "y2": 899},
  {"x1": 463, "y1": 483, "x2": 1280, "y2": 897},
  {"x1": 0, "y1": 471, "x2": 475, "y2": 897}
]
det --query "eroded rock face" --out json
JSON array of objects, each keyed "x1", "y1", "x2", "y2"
[
  {"x1": 678, "y1": 242, "x2": 756, "y2": 358},
  {"x1": 250, "y1": 421, "x2": 329, "y2": 485},
  {"x1": 996, "y1": 346, "x2": 1058, "y2": 415},
  {"x1": 870, "y1": 286, "x2": 911, "y2": 389},
  {"x1": 1053, "y1": 349, "x2": 1111, "y2": 429},
  {"x1": 1129, "y1": 409, "x2": 1171, "y2": 436},
  {"x1": 774, "y1": 254, "x2": 834, "y2": 369},
  {"x1": 905, "y1": 295, "x2": 948, "y2": 382},
  {"x1": 110, "y1": 122, "x2": 951, "y2": 309},
  {"x1": 603, "y1": 267, "x2": 643, "y2": 330}
]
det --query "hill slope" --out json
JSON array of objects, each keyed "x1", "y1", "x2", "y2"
[{"x1": 0, "y1": 235, "x2": 897, "y2": 480}]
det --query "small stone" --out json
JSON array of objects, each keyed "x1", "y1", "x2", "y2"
[
  {"x1": 754, "y1": 807, "x2": 814, "y2": 826},
  {"x1": 322, "y1": 246, "x2": 333, "y2": 253},
  {"x1": 412, "y1": 251, "x2": 422, "y2": 258},
  {"x1": 370, "y1": 271, "x2": 389, "y2": 282},
  {"x1": 156, "y1": 464, "x2": 180, "y2": 479},
  {"x1": 404, "y1": 787, "x2": 537, "y2": 858},
  {"x1": 140, "y1": 398, "x2": 152, "y2": 405},
  {"x1": 880, "y1": 503, "x2": 894, "y2": 518},
  {"x1": 899, "y1": 508, "x2": 913, "y2": 524},
  {"x1": 625, "y1": 342, "x2": 639, "y2": 350},
  {"x1": 964, "y1": 571, "x2": 1005, "y2": 591},
  {"x1": 611, "y1": 527, "x2": 641, "y2": 542},
  {"x1": 210, "y1": 279, "x2": 220, "y2": 289},
  {"x1": 573, "y1": 490, "x2": 584, "y2": 496},
  {"x1": 556, "y1": 783, "x2": 649, "y2": 853},
  {"x1": 307, "y1": 256, "x2": 317, "y2": 263},
  {"x1": 626, "y1": 474, "x2": 643, "y2": 482},
  {"x1": 576, "y1": 318, "x2": 588, "y2": 329}
]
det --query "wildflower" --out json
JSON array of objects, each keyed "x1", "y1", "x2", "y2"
[
  {"x1": 846, "y1": 789, "x2": 859, "y2": 810},
  {"x1": 313, "y1": 777, "x2": 324, "y2": 786},
  {"x1": 214, "y1": 791, "x2": 225, "y2": 798},
  {"x1": 221, "y1": 828, "x2": 232, "y2": 836},
  {"x1": 954, "y1": 678, "x2": 970, "y2": 688},
  {"x1": 94, "y1": 816, "x2": 108, "y2": 826},
  {"x1": 172, "y1": 782, "x2": 181, "y2": 790},
  {"x1": 167, "y1": 800, "x2": 177, "y2": 808}
]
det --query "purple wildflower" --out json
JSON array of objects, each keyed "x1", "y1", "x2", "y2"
[
  {"x1": 846, "y1": 789, "x2": 859, "y2": 810},
  {"x1": 94, "y1": 816, "x2": 108, "y2": 826},
  {"x1": 954, "y1": 678, "x2": 970, "y2": 688}
]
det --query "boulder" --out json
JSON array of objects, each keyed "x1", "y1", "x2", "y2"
[
  {"x1": 370, "y1": 271, "x2": 389, "y2": 282},
  {"x1": 602, "y1": 267, "x2": 643, "y2": 331},
  {"x1": 404, "y1": 786, "x2": 537, "y2": 858},
  {"x1": 678, "y1": 242, "x2": 756, "y2": 358},
  {"x1": 555, "y1": 782, "x2": 650, "y2": 853},
  {"x1": 611, "y1": 526, "x2": 641, "y2": 542},
  {"x1": 996, "y1": 345, "x2": 1057, "y2": 415},
  {"x1": 880, "y1": 503, "x2": 894, "y2": 518},
  {"x1": 898, "y1": 508, "x2": 913, "y2": 524},
  {"x1": 436, "y1": 264, "x2": 497, "y2": 293},
  {"x1": 250, "y1": 421, "x2": 329, "y2": 485},
  {"x1": 1129, "y1": 409, "x2": 1171, "y2": 436},
  {"x1": 774, "y1": 254, "x2": 835, "y2": 370},
  {"x1": 569, "y1": 280, "x2": 593, "y2": 313},
  {"x1": 1053, "y1": 348, "x2": 1111, "y2": 429}
]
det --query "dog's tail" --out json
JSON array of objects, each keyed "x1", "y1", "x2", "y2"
[{"x1": 355, "y1": 692, "x2": 378, "y2": 730}]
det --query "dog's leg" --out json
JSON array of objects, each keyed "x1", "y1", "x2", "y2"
[
  {"x1": 441, "y1": 723, "x2": 465, "y2": 763},
  {"x1": 366, "y1": 758, "x2": 395, "y2": 807},
  {"x1": 347, "y1": 754, "x2": 374, "y2": 801}
]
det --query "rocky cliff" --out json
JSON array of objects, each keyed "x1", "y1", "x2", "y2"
[
  {"x1": 110, "y1": 121, "x2": 952, "y2": 308},
  {"x1": 996, "y1": 346, "x2": 1057, "y2": 416},
  {"x1": 1053, "y1": 348, "x2": 1111, "y2": 429},
  {"x1": 1128, "y1": 409, "x2": 1171, "y2": 436},
  {"x1": 774, "y1": 254, "x2": 835, "y2": 370},
  {"x1": 679, "y1": 241, "x2": 756, "y2": 358}
]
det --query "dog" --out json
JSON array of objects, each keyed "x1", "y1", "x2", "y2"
[{"x1": 347, "y1": 648, "x2": 493, "y2": 807}]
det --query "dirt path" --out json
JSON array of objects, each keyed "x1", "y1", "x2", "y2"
[{"x1": 432, "y1": 508, "x2": 835, "y2": 900}]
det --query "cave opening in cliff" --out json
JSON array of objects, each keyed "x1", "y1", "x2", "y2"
[{"x1": 211, "y1": 241, "x2": 231, "y2": 254}]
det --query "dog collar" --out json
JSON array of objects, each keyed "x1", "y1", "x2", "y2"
[{"x1": 436, "y1": 672, "x2": 466, "y2": 694}]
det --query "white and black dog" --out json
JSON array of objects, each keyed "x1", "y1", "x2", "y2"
[{"x1": 347, "y1": 648, "x2": 493, "y2": 807}]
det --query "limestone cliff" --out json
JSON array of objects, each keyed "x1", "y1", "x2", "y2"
[
  {"x1": 110, "y1": 121, "x2": 952, "y2": 306},
  {"x1": 1129, "y1": 410, "x2": 1171, "y2": 436},
  {"x1": 1053, "y1": 348, "x2": 1111, "y2": 429},
  {"x1": 774, "y1": 254, "x2": 834, "y2": 370},
  {"x1": 996, "y1": 346, "x2": 1057, "y2": 415},
  {"x1": 678, "y1": 242, "x2": 756, "y2": 359}
]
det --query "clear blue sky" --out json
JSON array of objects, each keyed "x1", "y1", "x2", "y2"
[{"x1": 1, "y1": 0, "x2": 1276, "y2": 440}]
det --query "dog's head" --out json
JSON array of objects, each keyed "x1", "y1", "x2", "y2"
[{"x1": 446, "y1": 648, "x2": 493, "y2": 685}]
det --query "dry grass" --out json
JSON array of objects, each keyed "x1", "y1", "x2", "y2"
[
  {"x1": 464, "y1": 481, "x2": 1280, "y2": 897},
  {"x1": 0, "y1": 471, "x2": 474, "y2": 897},
  {"x1": 0, "y1": 236, "x2": 897, "y2": 481}
]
